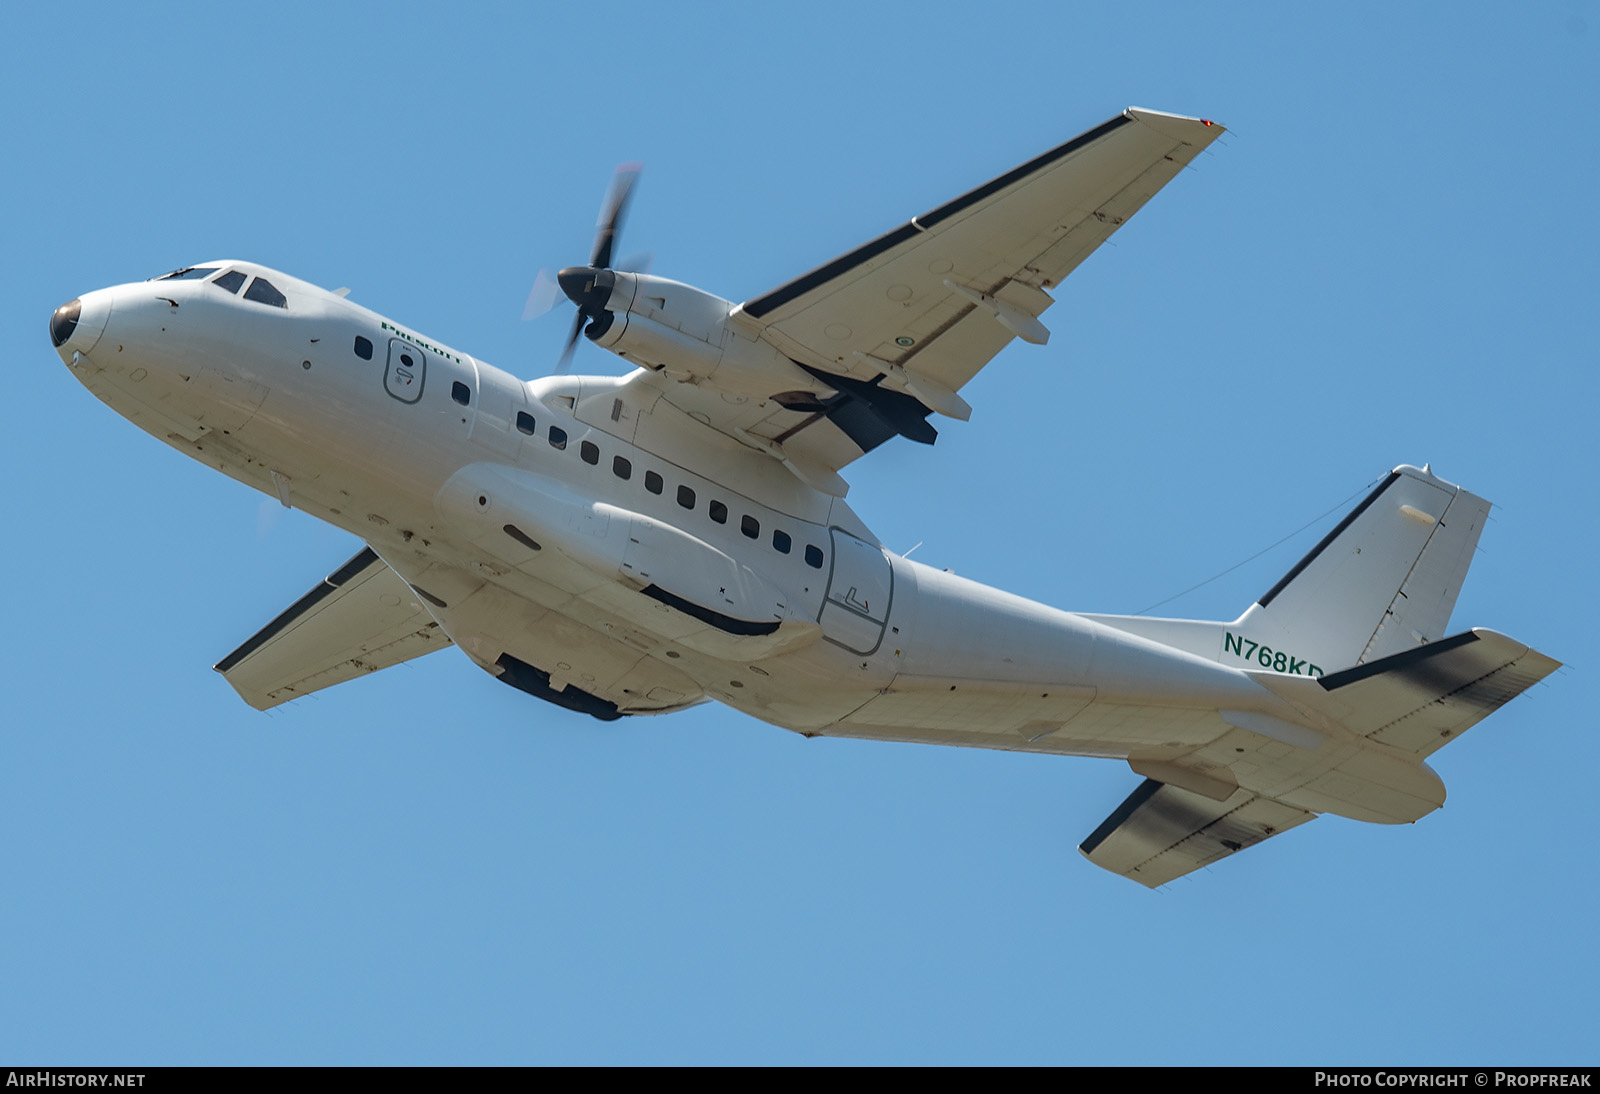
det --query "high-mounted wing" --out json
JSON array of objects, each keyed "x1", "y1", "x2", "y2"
[
  {"x1": 215, "y1": 547, "x2": 450, "y2": 710},
  {"x1": 594, "y1": 109, "x2": 1224, "y2": 495},
  {"x1": 636, "y1": 108, "x2": 1222, "y2": 488},
  {"x1": 742, "y1": 108, "x2": 1222, "y2": 395}
]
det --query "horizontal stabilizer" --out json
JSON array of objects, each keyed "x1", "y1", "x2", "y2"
[
  {"x1": 1080, "y1": 779, "x2": 1315, "y2": 888},
  {"x1": 1260, "y1": 628, "x2": 1559, "y2": 757},
  {"x1": 215, "y1": 547, "x2": 451, "y2": 710}
]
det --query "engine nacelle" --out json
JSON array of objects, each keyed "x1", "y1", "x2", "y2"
[{"x1": 582, "y1": 271, "x2": 819, "y2": 397}]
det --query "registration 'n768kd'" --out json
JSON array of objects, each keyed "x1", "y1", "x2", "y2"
[{"x1": 1223, "y1": 632, "x2": 1323, "y2": 677}]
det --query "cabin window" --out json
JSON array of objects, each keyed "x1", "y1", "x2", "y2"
[
  {"x1": 612, "y1": 455, "x2": 632, "y2": 480},
  {"x1": 741, "y1": 515, "x2": 759, "y2": 539},
  {"x1": 243, "y1": 277, "x2": 288, "y2": 308},
  {"x1": 353, "y1": 335, "x2": 373, "y2": 360},
  {"x1": 548, "y1": 426, "x2": 567, "y2": 450},
  {"x1": 805, "y1": 545, "x2": 824, "y2": 569},
  {"x1": 515, "y1": 411, "x2": 536, "y2": 435},
  {"x1": 773, "y1": 530, "x2": 792, "y2": 554},
  {"x1": 451, "y1": 381, "x2": 471, "y2": 406},
  {"x1": 645, "y1": 471, "x2": 663, "y2": 494},
  {"x1": 708, "y1": 500, "x2": 728, "y2": 524},
  {"x1": 677, "y1": 484, "x2": 696, "y2": 509},
  {"x1": 581, "y1": 440, "x2": 599, "y2": 465},
  {"x1": 213, "y1": 270, "x2": 247, "y2": 294}
]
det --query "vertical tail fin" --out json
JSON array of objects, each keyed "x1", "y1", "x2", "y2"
[{"x1": 1235, "y1": 464, "x2": 1491, "y2": 672}]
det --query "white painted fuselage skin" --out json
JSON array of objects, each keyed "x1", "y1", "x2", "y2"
[{"x1": 54, "y1": 264, "x2": 1439, "y2": 825}]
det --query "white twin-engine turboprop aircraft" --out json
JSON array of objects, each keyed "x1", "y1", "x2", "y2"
[{"x1": 50, "y1": 108, "x2": 1556, "y2": 886}]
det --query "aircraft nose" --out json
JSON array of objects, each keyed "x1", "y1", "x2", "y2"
[
  {"x1": 50, "y1": 298, "x2": 81, "y2": 348},
  {"x1": 49, "y1": 288, "x2": 112, "y2": 359}
]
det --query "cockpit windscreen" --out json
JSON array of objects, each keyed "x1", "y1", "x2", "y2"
[{"x1": 151, "y1": 267, "x2": 219, "y2": 281}]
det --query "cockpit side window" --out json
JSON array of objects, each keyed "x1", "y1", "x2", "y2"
[
  {"x1": 212, "y1": 270, "x2": 247, "y2": 294},
  {"x1": 243, "y1": 277, "x2": 288, "y2": 308},
  {"x1": 153, "y1": 267, "x2": 219, "y2": 281}
]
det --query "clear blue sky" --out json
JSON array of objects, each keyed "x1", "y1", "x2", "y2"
[{"x1": 3, "y1": 1, "x2": 1595, "y2": 1065}]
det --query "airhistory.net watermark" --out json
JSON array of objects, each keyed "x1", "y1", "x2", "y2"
[{"x1": 5, "y1": 1074, "x2": 145, "y2": 1088}]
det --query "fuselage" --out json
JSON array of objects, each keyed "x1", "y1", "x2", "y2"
[
  {"x1": 50, "y1": 262, "x2": 1307, "y2": 759},
  {"x1": 50, "y1": 102, "x2": 1545, "y2": 887}
]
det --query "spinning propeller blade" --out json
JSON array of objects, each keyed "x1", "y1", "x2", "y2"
[
  {"x1": 523, "y1": 162, "x2": 645, "y2": 374},
  {"x1": 522, "y1": 268, "x2": 562, "y2": 320},
  {"x1": 590, "y1": 162, "x2": 642, "y2": 271}
]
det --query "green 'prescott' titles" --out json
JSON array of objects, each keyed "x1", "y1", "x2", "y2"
[
  {"x1": 381, "y1": 321, "x2": 463, "y2": 364},
  {"x1": 1223, "y1": 631, "x2": 1323, "y2": 677}
]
